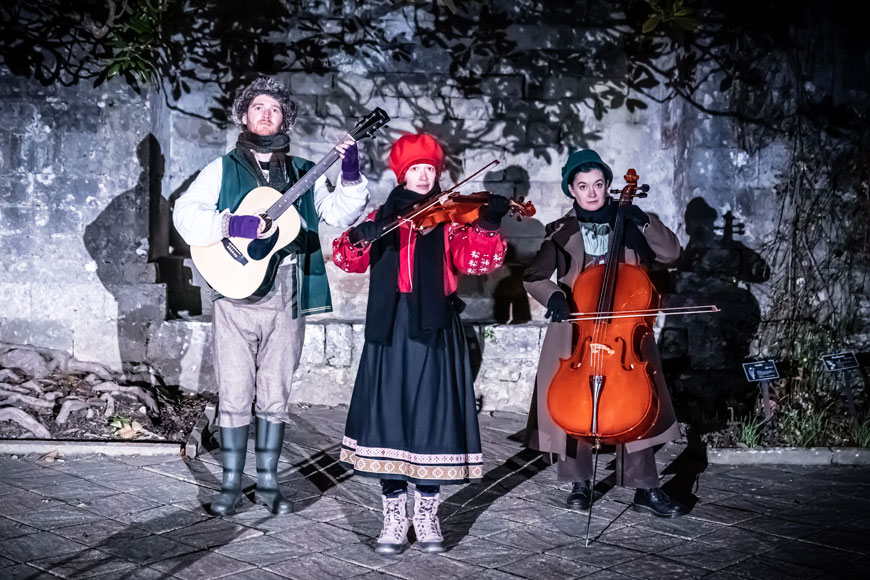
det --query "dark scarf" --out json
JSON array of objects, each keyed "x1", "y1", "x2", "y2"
[
  {"x1": 236, "y1": 131, "x2": 291, "y2": 192},
  {"x1": 365, "y1": 184, "x2": 454, "y2": 346},
  {"x1": 573, "y1": 197, "x2": 655, "y2": 264}
]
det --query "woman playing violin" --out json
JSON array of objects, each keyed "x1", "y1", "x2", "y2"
[
  {"x1": 523, "y1": 149, "x2": 687, "y2": 517},
  {"x1": 333, "y1": 133, "x2": 509, "y2": 553}
]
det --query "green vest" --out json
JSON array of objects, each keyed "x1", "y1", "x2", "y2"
[{"x1": 216, "y1": 150, "x2": 333, "y2": 316}]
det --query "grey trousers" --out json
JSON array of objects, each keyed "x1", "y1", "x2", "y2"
[
  {"x1": 213, "y1": 283, "x2": 305, "y2": 428},
  {"x1": 556, "y1": 438, "x2": 659, "y2": 489}
]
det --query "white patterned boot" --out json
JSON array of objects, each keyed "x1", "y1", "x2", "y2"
[
  {"x1": 375, "y1": 493, "x2": 409, "y2": 554},
  {"x1": 412, "y1": 490, "x2": 445, "y2": 553}
]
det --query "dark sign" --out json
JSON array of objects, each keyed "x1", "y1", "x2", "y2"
[
  {"x1": 821, "y1": 352, "x2": 860, "y2": 372},
  {"x1": 742, "y1": 360, "x2": 780, "y2": 382}
]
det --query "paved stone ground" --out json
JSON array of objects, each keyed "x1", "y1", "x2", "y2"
[{"x1": 1, "y1": 406, "x2": 868, "y2": 580}]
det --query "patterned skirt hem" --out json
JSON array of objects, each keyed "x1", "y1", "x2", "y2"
[{"x1": 340, "y1": 446, "x2": 483, "y2": 483}]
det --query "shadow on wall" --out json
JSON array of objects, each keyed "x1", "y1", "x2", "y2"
[
  {"x1": 83, "y1": 136, "x2": 165, "y2": 367},
  {"x1": 456, "y1": 165, "x2": 545, "y2": 325},
  {"x1": 656, "y1": 197, "x2": 770, "y2": 434},
  {"x1": 83, "y1": 135, "x2": 205, "y2": 382}
]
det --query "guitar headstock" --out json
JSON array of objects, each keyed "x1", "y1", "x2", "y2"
[{"x1": 349, "y1": 107, "x2": 390, "y2": 142}]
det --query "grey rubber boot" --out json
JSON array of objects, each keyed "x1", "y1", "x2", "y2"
[
  {"x1": 209, "y1": 425, "x2": 249, "y2": 516},
  {"x1": 254, "y1": 418, "x2": 292, "y2": 514}
]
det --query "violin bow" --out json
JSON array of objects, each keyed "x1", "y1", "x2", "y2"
[
  {"x1": 564, "y1": 305, "x2": 720, "y2": 322},
  {"x1": 379, "y1": 159, "x2": 501, "y2": 236}
]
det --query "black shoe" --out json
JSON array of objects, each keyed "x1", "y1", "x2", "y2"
[
  {"x1": 633, "y1": 488, "x2": 687, "y2": 518},
  {"x1": 254, "y1": 418, "x2": 292, "y2": 515},
  {"x1": 209, "y1": 425, "x2": 249, "y2": 516},
  {"x1": 566, "y1": 480, "x2": 592, "y2": 510}
]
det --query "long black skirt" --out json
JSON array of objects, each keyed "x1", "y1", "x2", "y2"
[{"x1": 340, "y1": 296, "x2": 483, "y2": 485}]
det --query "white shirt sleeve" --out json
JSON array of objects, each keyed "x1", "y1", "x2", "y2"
[
  {"x1": 314, "y1": 174, "x2": 370, "y2": 227},
  {"x1": 171, "y1": 157, "x2": 228, "y2": 246}
]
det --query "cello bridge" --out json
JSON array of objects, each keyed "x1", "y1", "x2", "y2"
[{"x1": 590, "y1": 343, "x2": 615, "y2": 355}]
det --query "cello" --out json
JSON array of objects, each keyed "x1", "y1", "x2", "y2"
[
  {"x1": 545, "y1": 169, "x2": 718, "y2": 545},
  {"x1": 546, "y1": 168, "x2": 661, "y2": 444}
]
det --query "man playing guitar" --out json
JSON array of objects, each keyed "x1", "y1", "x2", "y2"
[{"x1": 172, "y1": 76, "x2": 369, "y2": 516}]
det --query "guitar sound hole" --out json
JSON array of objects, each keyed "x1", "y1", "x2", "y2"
[{"x1": 248, "y1": 228, "x2": 279, "y2": 260}]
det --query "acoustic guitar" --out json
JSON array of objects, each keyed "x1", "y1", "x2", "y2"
[{"x1": 190, "y1": 108, "x2": 389, "y2": 299}]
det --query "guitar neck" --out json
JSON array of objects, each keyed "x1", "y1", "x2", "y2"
[{"x1": 265, "y1": 146, "x2": 343, "y2": 221}]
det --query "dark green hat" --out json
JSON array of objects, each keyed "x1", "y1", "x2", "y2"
[{"x1": 561, "y1": 149, "x2": 613, "y2": 197}]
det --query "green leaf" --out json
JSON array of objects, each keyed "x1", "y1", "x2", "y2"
[{"x1": 642, "y1": 15, "x2": 661, "y2": 33}]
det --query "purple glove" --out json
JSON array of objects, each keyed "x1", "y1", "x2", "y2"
[
  {"x1": 228, "y1": 215, "x2": 262, "y2": 239},
  {"x1": 341, "y1": 143, "x2": 360, "y2": 183}
]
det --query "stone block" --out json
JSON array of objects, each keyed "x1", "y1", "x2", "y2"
[
  {"x1": 0, "y1": 283, "x2": 31, "y2": 318},
  {"x1": 0, "y1": 129, "x2": 16, "y2": 174},
  {"x1": 0, "y1": 318, "x2": 74, "y2": 354},
  {"x1": 318, "y1": 94, "x2": 402, "y2": 120},
  {"x1": 72, "y1": 318, "x2": 123, "y2": 371},
  {"x1": 290, "y1": 366, "x2": 355, "y2": 406},
  {"x1": 147, "y1": 319, "x2": 215, "y2": 393},
  {"x1": 286, "y1": 72, "x2": 334, "y2": 95},
  {"x1": 481, "y1": 324, "x2": 544, "y2": 358},
  {"x1": 476, "y1": 360, "x2": 537, "y2": 413},
  {"x1": 33, "y1": 206, "x2": 84, "y2": 237},
  {"x1": 480, "y1": 75, "x2": 525, "y2": 99},
  {"x1": 29, "y1": 283, "x2": 112, "y2": 323},
  {"x1": 300, "y1": 323, "x2": 326, "y2": 366},
  {"x1": 526, "y1": 121, "x2": 560, "y2": 146},
  {"x1": 0, "y1": 206, "x2": 33, "y2": 235},
  {"x1": 832, "y1": 448, "x2": 870, "y2": 465},
  {"x1": 707, "y1": 447, "x2": 832, "y2": 465},
  {"x1": 0, "y1": 101, "x2": 39, "y2": 131},
  {"x1": 755, "y1": 140, "x2": 791, "y2": 188},
  {"x1": 172, "y1": 115, "x2": 225, "y2": 147},
  {"x1": 0, "y1": 236, "x2": 42, "y2": 280},
  {"x1": 446, "y1": 97, "x2": 494, "y2": 121},
  {"x1": 325, "y1": 323, "x2": 353, "y2": 367},
  {"x1": 332, "y1": 73, "x2": 376, "y2": 103}
]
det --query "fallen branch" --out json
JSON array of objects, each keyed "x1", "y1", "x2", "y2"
[
  {"x1": 0, "y1": 393, "x2": 55, "y2": 409},
  {"x1": 56, "y1": 399, "x2": 89, "y2": 425},
  {"x1": 0, "y1": 408, "x2": 52, "y2": 438},
  {"x1": 63, "y1": 360, "x2": 115, "y2": 382},
  {"x1": 0, "y1": 384, "x2": 32, "y2": 395},
  {"x1": 100, "y1": 392, "x2": 116, "y2": 417},
  {"x1": 91, "y1": 382, "x2": 158, "y2": 414}
]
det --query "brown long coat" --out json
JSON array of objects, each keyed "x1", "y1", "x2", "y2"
[{"x1": 523, "y1": 209, "x2": 682, "y2": 456}]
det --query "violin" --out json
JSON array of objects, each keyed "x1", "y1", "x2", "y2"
[
  {"x1": 376, "y1": 160, "x2": 536, "y2": 238},
  {"x1": 546, "y1": 169, "x2": 662, "y2": 445}
]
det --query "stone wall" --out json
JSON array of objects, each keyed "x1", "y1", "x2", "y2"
[{"x1": 0, "y1": 2, "x2": 796, "y2": 412}]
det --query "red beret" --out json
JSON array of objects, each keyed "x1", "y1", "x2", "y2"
[{"x1": 388, "y1": 134, "x2": 444, "y2": 183}]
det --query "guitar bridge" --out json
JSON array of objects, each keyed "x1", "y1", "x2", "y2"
[{"x1": 221, "y1": 238, "x2": 248, "y2": 265}]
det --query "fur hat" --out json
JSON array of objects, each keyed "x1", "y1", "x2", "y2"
[
  {"x1": 231, "y1": 77, "x2": 298, "y2": 134},
  {"x1": 388, "y1": 134, "x2": 444, "y2": 183},
  {"x1": 561, "y1": 149, "x2": 613, "y2": 197}
]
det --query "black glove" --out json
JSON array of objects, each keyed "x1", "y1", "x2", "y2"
[
  {"x1": 626, "y1": 205, "x2": 650, "y2": 228},
  {"x1": 478, "y1": 195, "x2": 511, "y2": 230},
  {"x1": 348, "y1": 220, "x2": 381, "y2": 246},
  {"x1": 545, "y1": 292, "x2": 571, "y2": 323}
]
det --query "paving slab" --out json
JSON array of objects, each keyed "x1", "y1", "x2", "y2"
[{"x1": 1, "y1": 406, "x2": 868, "y2": 579}]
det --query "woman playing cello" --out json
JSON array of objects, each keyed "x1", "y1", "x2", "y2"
[
  {"x1": 333, "y1": 134, "x2": 509, "y2": 553},
  {"x1": 523, "y1": 149, "x2": 687, "y2": 517}
]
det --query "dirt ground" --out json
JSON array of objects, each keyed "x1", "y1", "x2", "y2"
[{"x1": 0, "y1": 366, "x2": 215, "y2": 443}]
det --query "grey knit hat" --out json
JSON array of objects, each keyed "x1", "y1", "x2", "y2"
[{"x1": 231, "y1": 77, "x2": 297, "y2": 133}]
